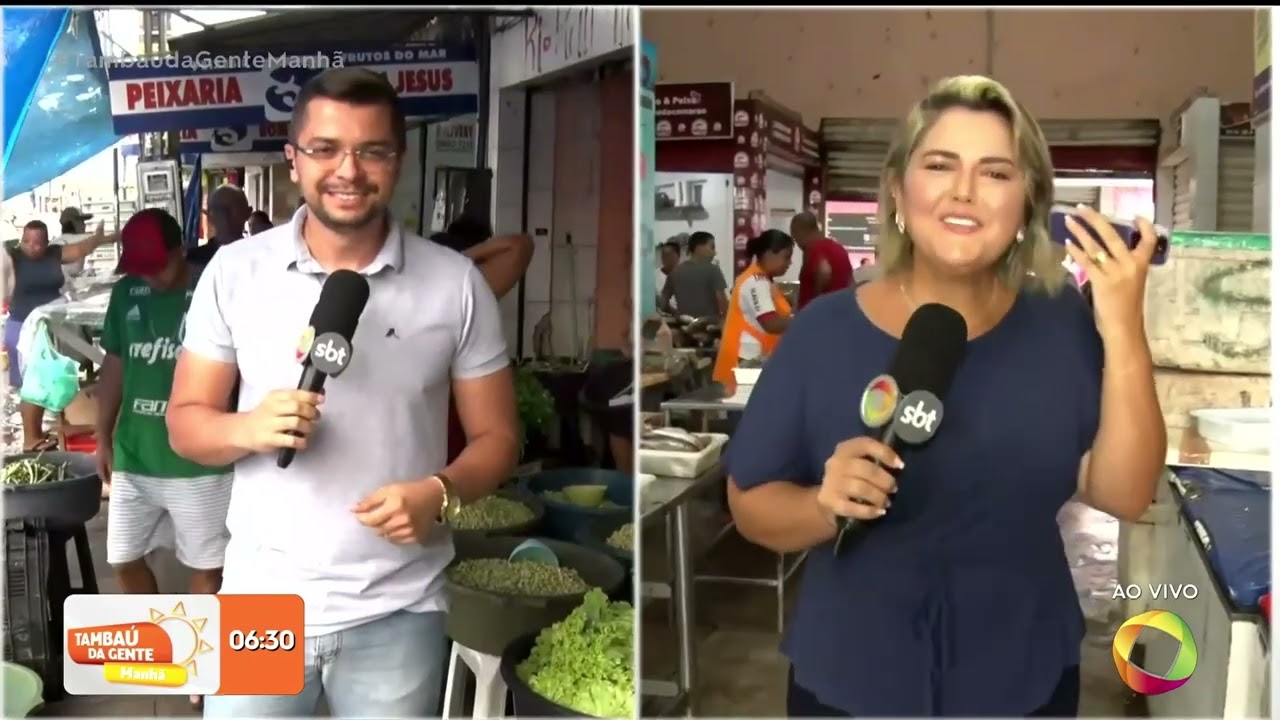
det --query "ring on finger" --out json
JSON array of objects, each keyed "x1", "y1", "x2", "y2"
[{"x1": 1092, "y1": 251, "x2": 1109, "y2": 267}]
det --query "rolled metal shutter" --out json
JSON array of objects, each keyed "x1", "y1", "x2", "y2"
[
  {"x1": 1171, "y1": 160, "x2": 1193, "y2": 230},
  {"x1": 821, "y1": 119, "x2": 897, "y2": 197},
  {"x1": 1037, "y1": 119, "x2": 1162, "y2": 147},
  {"x1": 1216, "y1": 136, "x2": 1255, "y2": 231},
  {"x1": 822, "y1": 119, "x2": 1159, "y2": 197},
  {"x1": 1052, "y1": 185, "x2": 1101, "y2": 207}
]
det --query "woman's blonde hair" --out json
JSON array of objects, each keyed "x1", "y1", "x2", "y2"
[{"x1": 875, "y1": 75, "x2": 1065, "y2": 294}]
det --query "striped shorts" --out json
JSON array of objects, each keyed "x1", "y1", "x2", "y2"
[{"x1": 105, "y1": 472, "x2": 233, "y2": 570}]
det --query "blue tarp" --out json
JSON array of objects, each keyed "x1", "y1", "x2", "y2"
[
  {"x1": 183, "y1": 156, "x2": 203, "y2": 247},
  {"x1": 3, "y1": 9, "x2": 121, "y2": 200}
]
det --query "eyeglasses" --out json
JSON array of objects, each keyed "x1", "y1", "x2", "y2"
[{"x1": 291, "y1": 144, "x2": 399, "y2": 165}]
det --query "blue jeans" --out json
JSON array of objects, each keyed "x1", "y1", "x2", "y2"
[{"x1": 204, "y1": 610, "x2": 446, "y2": 718}]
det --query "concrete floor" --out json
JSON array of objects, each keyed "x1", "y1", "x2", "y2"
[{"x1": 640, "y1": 498, "x2": 1147, "y2": 717}]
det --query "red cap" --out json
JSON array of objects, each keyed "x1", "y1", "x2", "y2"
[{"x1": 117, "y1": 208, "x2": 183, "y2": 276}]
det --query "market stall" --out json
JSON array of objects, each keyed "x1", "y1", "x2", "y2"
[
  {"x1": 652, "y1": 85, "x2": 824, "y2": 282},
  {"x1": 1136, "y1": 467, "x2": 1271, "y2": 718},
  {"x1": 637, "y1": 374, "x2": 802, "y2": 715}
]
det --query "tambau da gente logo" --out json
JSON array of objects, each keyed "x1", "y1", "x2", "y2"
[
  {"x1": 67, "y1": 601, "x2": 215, "y2": 691},
  {"x1": 1112, "y1": 610, "x2": 1198, "y2": 695}
]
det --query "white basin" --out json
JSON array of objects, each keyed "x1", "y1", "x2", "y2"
[{"x1": 1190, "y1": 407, "x2": 1271, "y2": 454}]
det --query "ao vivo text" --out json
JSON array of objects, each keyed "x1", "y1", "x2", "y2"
[{"x1": 1112, "y1": 583, "x2": 1199, "y2": 600}]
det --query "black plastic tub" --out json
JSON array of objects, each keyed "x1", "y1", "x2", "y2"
[
  {"x1": 2, "y1": 453, "x2": 101, "y2": 526},
  {"x1": 500, "y1": 632, "x2": 590, "y2": 717},
  {"x1": 575, "y1": 516, "x2": 632, "y2": 571},
  {"x1": 445, "y1": 535, "x2": 624, "y2": 656},
  {"x1": 451, "y1": 488, "x2": 545, "y2": 540},
  {"x1": 574, "y1": 517, "x2": 633, "y2": 603}
]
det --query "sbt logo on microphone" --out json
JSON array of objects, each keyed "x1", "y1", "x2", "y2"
[
  {"x1": 890, "y1": 390, "x2": 944, "y2": 444},
  {"x1": 309, "y1": 332, "x2": 353, "y2": 376}
]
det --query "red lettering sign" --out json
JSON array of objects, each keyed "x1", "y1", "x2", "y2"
[
  {"x1": 179, "y1": 128, "x2": 198, "y2": 140},
  {"x1": 392, "y1": 68, "x2": 454, "y2": 95},
  {"x1": 123, "y1": 77, "x2": 244, "y2": 111},
  {"x1": 258, "y1": 122, "x2": 288, "y2": 138}
]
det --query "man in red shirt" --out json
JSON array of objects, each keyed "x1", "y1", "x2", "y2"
[{"x1": 791, "y1": 211, "x2": 854, "y2": 310}]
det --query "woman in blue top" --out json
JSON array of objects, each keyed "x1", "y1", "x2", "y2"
[
  {"x1": 4, "y1": 218, "x2": 115, "y2": 451},
  {"x1": 723, "y1": 75, "x2": 1166, "y2": 717}
]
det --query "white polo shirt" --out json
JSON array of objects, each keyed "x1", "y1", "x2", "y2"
[{"x1": 182, "y1": 207, "x2": 508, "y2": 635}]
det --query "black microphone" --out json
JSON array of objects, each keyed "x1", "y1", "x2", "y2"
[
  {"x1": 832, "y1": 302, "x2": 968, "y2": 556},
  {"x1": 276, "y1": 270, "x2": 371, "y2": 469}
]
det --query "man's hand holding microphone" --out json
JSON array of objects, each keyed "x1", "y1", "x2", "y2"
[{"x1": 233, "y1": 389, "x2": 325, "y2": 453}]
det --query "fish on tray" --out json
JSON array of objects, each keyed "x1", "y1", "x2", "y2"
[{"x1": 640, "y1": 426, "x2": 709, "y2": 453}]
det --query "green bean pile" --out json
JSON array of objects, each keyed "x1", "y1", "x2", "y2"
[
  {"x1": 540, "y1": 489, "x2": 623, "y2": 510},
  {"x1": 449, "y1": 558, "x2": 590, "y2": 597},
  {"x1": 605, "y1": 523, "x2": 633, "y2": 553},
  {"x1": 2, "y1": 457, "x2": 70, "y2": 486},
  {"x1": 451, "y1": 496, "x2": 535, "y2": 531}
]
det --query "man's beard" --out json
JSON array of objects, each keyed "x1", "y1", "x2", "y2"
[{"x1": 306, "y1": 187, "x2": 384, "y2": 234}]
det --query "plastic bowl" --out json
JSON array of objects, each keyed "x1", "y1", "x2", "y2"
[
  {"x1": 561, "y1": 484, "x2": 607, "y2": 507},
  {"x1": 509, "y1": 539, "x2": 560, "y2": 567},
  {"x1": 3, "y1": 662, "x2": 44, "y2": 717}
]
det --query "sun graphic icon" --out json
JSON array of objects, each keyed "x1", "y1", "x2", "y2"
[{"x1": 150, "y1": 602, "x2": 215, "y2": 676}]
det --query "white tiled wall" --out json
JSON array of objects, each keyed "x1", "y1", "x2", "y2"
[
  {"x1": 545, "y1": 81, "x2": 602, "y2": 361},
  {"x1": 652, "y1": 172, "x2": 734, "y2": 289},
  {"x1": 765, "y1": 169, "x2": 806, "y2": 283},
  {"x1": 521, "y1": 89, "x2": 559, "y2": 356},
  {"x1": 388, "y1": 125, "x2": 425, "y2": 233},
  {"x1": 494, "y1": 86, "x2": 532, "y2": 356},
  {"x1": 487, "y1": 10, "x2": 634, "y2": 360}
]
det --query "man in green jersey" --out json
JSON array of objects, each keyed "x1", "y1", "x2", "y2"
[{"x1": 96, "y1": 209, "x2": 232, "y2": 597}]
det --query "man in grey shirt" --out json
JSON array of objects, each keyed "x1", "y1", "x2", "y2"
[
  {"x1": 660, "y1": 230, "x2": 727, "y2": 318},
  {"x1": 166, "y1": 68, "x2": 518, "y2": 717}
]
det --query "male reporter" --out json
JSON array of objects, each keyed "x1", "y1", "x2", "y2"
[{"x1": 165, "y1": 68, "x2": 518, "y2": 717}]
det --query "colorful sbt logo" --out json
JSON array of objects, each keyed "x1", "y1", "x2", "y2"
[
  {"x1": 1112, "y1": 610, "x2": 1198, "y2": 695},
  {"x1": 295, "y1": 326, "x2": 316, "y2": 364},
  {"x1": 859, "y1": 374, "x2": 900, "y2": 429}
]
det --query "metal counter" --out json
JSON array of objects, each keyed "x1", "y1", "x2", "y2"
[{"x1": 639, "y1": 464, "x2": 726, "y2": 715}]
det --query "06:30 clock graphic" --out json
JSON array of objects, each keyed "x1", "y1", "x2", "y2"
[{"x1": 63, "y1": 594, "x2": 304, "y2": 696}]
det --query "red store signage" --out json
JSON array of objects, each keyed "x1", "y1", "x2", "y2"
[{"x1": 655, "y1": 82, "x2": 734, "y2": 141}]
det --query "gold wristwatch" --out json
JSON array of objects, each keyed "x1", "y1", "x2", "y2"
[{"x1": 433, "y1": 473, "x2": 462, "y2": 524}]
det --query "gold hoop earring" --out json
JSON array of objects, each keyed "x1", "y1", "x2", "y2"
[{"x1": 894, "y1": 213, "x2": 905, "y2": 235}]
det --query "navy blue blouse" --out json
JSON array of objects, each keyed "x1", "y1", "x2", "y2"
[{"x1": 725, "y1": 286, "x2": 1104, "y2": 716}]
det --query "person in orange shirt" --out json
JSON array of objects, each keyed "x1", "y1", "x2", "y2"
[{"x1": 713, "y1": 229, "x2": 795, "y2": 386}]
